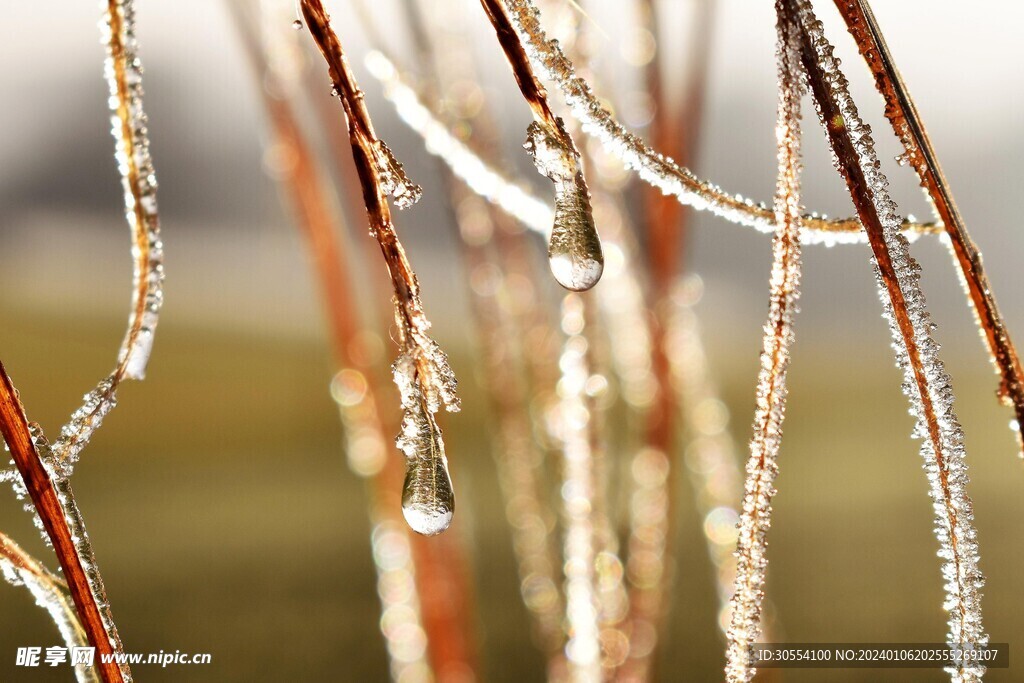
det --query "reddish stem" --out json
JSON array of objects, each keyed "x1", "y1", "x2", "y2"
[
  {"x1": 791, "y1": 0, "x2": 970, "y2": 642},
  {"x1": 832, "y1": 0, "x2": 1024, "y2": 454},
  {"x1": 0, "y1": 364, "x2": 126, "y2": 683}
]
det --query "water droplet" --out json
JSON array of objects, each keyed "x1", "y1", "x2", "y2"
[
  {"x1": 292, "y1": 19, "x2": 303, "y2": 30},
  {"x1": 393, "y1": 361, "x2": 456, "y2": 536},
  {"x1": 524, "y1": 119, "x2": 603, "y2": 291},
  {"x1": 401, "y1": 451, "x2": 454, "y2": 536}
]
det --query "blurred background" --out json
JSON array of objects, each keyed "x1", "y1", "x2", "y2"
[{"x1": 1, "y1": 0, "x2": 1023, "y2": 680}]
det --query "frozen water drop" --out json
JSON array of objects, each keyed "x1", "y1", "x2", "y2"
[
  {"x1": 401, "y1": 452, "x2": 454, "y2": 536},
  {"x1": 524, "y1": 119, "x2": 603, "y2": 291},
  {"x1": 549, "y1": 228, "x2": 603, "y2": 291}
]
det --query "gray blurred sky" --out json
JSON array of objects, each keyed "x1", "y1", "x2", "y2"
[{"x1": 0, "y1": 0, "x2": 1021, "y2": 357}]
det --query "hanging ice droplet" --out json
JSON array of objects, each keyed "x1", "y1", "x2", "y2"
[
  {"x1": 395, "y1": 369, "x2": 455, "y2": 535},
  {"x1": 402, "y1": 449, "x2": 455, "y2": 536},
  {"x1": 524, "y1": 119, "x2": 603, "y2": 291}
]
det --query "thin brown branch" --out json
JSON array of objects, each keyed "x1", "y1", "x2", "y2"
[
  {"x1": 231, "y1": 5, "x2": 478, "y2": 678},
  {"x1": 0, "y1": 364, "x2": 126, "y2": 683},
  {"x1": 107, "y1": 0, "x2": 159, "y2": 383},
  {"x1": 833, "y1": 0, "x2": 1024, "y2": 455},
  {"x1": 55, "y1": 0, "x2": 165, "y2": 468},
  {"x1": 300, "y1": 0, "x2": 423, "y2": 331},
  {"x1": 300, "y1": 0, "x2": 459, "y2": 542},
  {"x1": 479, "y1": 0, "x2": 603, "y2": 292},
  {"x1": 0, "y1": 531, "x2": 69, "y2": 591},
  {"x1": 790, "y1": 3, "x2": 984, "y2": 672},
  {"x1": 479, "y1": 0, "x2": 555, "y2": 122}
]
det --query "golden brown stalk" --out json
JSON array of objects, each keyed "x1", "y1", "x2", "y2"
[
  {"x1": 725, "y1": 3, "x2": 804, "y2": 678},
  {"x1": 832, "y1": 0, "x2": 1024, "y2": 455},
  {"x1": 790, "y1": 2, "x2": 985, "y2": 678},
  {"x1": 299, "y1": 0, "x2": 426, "y2": 337},
  {"x1": 300, "y1": 0, "x2": 460, "y2": 541},
  {"x1": 0, "y1": 365, "x2": 127, "y2": 683},
  {"x1": 231, "y1": 5, "x2": 478, "y2": 679},
  {"x1": 54, "y1": 0, "x2": 165, "y2": 470}
]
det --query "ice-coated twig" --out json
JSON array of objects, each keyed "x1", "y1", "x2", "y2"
[
  {"x1": 725, "y1": 4, "x2": 804, "y2": 680},
  {"x1": 364, "y1": 48, "x2": 937, "y2": 248},
  {"x1": 497, "y1": 0, "x2": 940, "y2": 246},
  {"x1": 384, "y1": 0, "x2": 569, "y2": 667},
  {"x1": 299, "y1": 0, "x2": 460, "y2": 536},
  {"x1": 789, "y1": 1, "x2": 986, "y2": 680},
  {"x1": 0, "y1": 532, "x2": 98, "y2": 683},
  {"x1": 0, "y1": 365, "x2": 130, "y2": 683},
  {"x1": 225, "y1": 5, "x2": 440, "y2": 680},
  {"x1": 832, "y1": 0, "x2": 1024, "y2": 456},
  {"x1": 52, "y1": 0, "x2": 165, "y2": 475},
  {"x1": 478, "y1": 0, "x2": 603, "y2": 291}
]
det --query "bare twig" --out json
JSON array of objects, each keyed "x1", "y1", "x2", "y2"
[
  {"x1": 299, "y1": 0, "x2": 460, "y2": 537},
  {"x1": 832, "y1": 0, "x2": 1024, "y2": 456}
]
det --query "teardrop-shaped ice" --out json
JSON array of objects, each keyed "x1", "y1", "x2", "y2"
[
  {"x1": 548, "y1": 177, "x2": 603, "y2": 291},
  {"x1": 395, "y1": 390, "x2": 455, "y2": 536},
  {"x1": 524, "y1": 119, "x2": 603, "y2": 291},
  {"x1": 401, "y1": 451, "x2": 455, "y2": 536}
]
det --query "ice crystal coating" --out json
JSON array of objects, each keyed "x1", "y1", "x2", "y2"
[
  {"x1": 373, "y1": 139, "x2": 423, "y2": 209},
  {"x1": 524, "y1": 119, "x2": 603, "y2": 291},
  {"x1": 725, "y1": 6, "x2": 805, "y2": 681},
  {"x1": 0, "y1": 534, "x2": 97, "y2": 683},
  {"x1": 105, "y1": 0, "x2": 164, "y2": 381},
  {"x1": 51, "y1": 0, "x2": 164, "y2": 475},
  {"x1": 496, "y1": 0, "x2": 942, "y2": 247},
  {"x1": 792, "y1": 2, "x2": 986, "y2": 679}
]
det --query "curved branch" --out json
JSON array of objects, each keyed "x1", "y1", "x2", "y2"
[
  {"x1": 833, "y1": 0, "x2": 1024, "y2": 455},
  {"x1": 497, "y1": 0, "x2": 939, "y2": 245},
  {"x1": 0, "y1": 365, "x2": 128, "y2": 683},
  {"x1": 54, "y1": 0, "x2": 165, "y2": 473},
  {"x1": 0, "y1": 532, "x2": 99, "y2": 683}
]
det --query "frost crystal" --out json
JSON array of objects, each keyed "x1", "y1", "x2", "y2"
[
  {"x1": 52, "y1": 0, "x2": 164, "y2": 475},
  {"x1": 496, "y1": 0, "x2": 939, "y2": 247},
  {"x1": 372, "y1": 139, "x2": 423, "y2": 209},
  {"x1": 726, "y1": 7, "x2": 804, "y2": 680},
  {"x1": 524, "y1": 119, "x2": 603, "y2": 291},
  {"x1": 0, "y1": 534, "x2": 97, "y2": 683},
  {"x1": 792, "y1": 1, "x2": 986, "y2": 679}
]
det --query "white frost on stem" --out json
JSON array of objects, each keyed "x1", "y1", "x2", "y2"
[
  {"x1": 0, "y1": 533, "x2": 98, "y2": 683},
  {"x1": 52, "y1": 0, "x2": 165, "y2": 476},
  {"x1": 792, "y1": 2, "x2": 986, "y2": 680},
  {"x1": 496, "y1": 0, "x2": 925, "y2": 246},
  {"x1": 725, "y1": 6, "x2": 804, "y2": 681}
]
